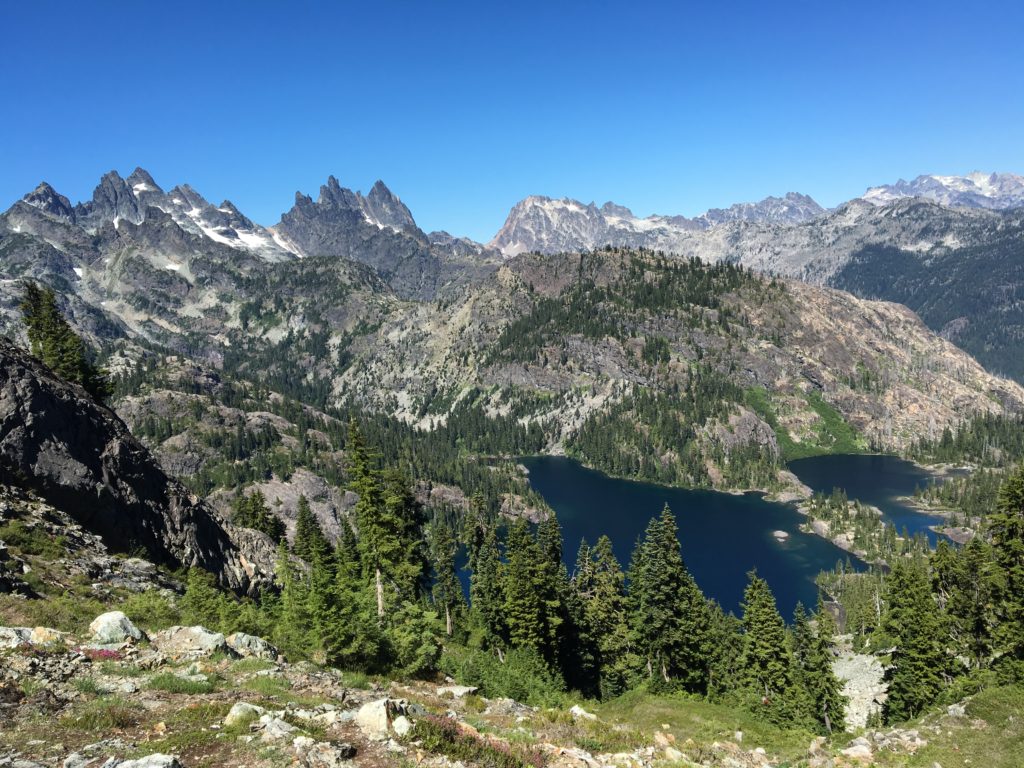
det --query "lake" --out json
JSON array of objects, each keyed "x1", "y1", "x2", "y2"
[
  {"x1": 520, "y1": 453, "x2": 946, "y2": 618},
  {"x1": 788, "y1": 453, "x2": 947, "y2": 544}
]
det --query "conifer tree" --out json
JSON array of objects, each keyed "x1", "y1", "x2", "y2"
[
  {"x1": 792, "y1": 602, "x2": 847, "y2": 734},
  {"x1": 464, "y1": 495, "x2": 507, "y2": 657},
  {"x1": 429, "y1": 519, "x2": 463, "y2": 637},
  {"x1": 987, "y1": 464, "x2": 1024, "y2": 680},
  {"x1": 577, "y1": 535, "x2": 634, "y2": 697},
  {"x1": 882, "y1": 558, "x2": 948, "y2": 723},
  {"x1": 503, "y1": 519, "x2": 555, "y2": 658},
  {"x1": 293, "y1": 494, "x2": 331, "y2": 563},
  {"x1": 232, "y1": 489, "x2": 286, "y2": 543},
  {"x1": 738, "y1": 571, "x2": 808, "y2": 727},
  {"x1": 629, "y1": 505, "x2": 712, "y2": 692},
  {"x1": 274, "y1": 541, "x2": 312, "y2": 655},
  {"x1": 348, "y1": 422, "x2": 425, "y2": 618},
  {"x1": 19, "y1": 281, "x2": 110, "y2": 400}
]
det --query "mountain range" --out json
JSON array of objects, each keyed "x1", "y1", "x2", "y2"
[
  {"x1": 2, "y1": 166, "x2": 1024, "y2": 507},
  {"x1": 4, "y1": 167, "x2": 1022, "y2": 381}
]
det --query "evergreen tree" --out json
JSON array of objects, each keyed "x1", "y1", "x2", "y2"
[
  {"x1": 348, "y1": 422, "x2": 426, "y2": 618},
  {"x1": 20, "y1": 281, "x2": 111, "y2": 401},
  {"x1": 464, "y1": 495, "x2": 507, "y2": 657},
  {"x1": 629, "y1": 505, "x2": 712, "y2": 692},
  {"x1": 578, "y1": 535, "x2": 635, "y2": 697},
  {"x1": 792, "y1": 601, "x2": 847, "y2": 734},
  {"x1": 503, "y1": 519, "x2": 558, "y2": 660},
  {"x1": 180, "y1": 568, "x2": 229, "y2": 631},
  {"x1": 882, "y1": 558, "x2": 948, "y2": 723},
  {"x1": 274, "y1": 541, "x2": 312, "y2": 656},
  {"x1": 988, "y1": 464, "x2": 1024, "y2": 680},
  {"x1": 429, "y1": 519, "x2": 463, "y2": 637},
  {"x1": 292, "y1": 494, "x2": 331, "y2": 563},
  {"x1": 738, "y1": 571, "x2": 808, "y2": 727},
  {"x1": 231, "y1": 489, "x2": 286, "y2": 542}
]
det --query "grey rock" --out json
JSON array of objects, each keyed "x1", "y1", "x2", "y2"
[
  {"x1": 101, "y1": 756, "x2": 183, "y2": 768},
  {"x1": 0, "y1": 627, "x2": 31, "y2": 649},
  {"x1": 225, "y1": 632, "x2": 278, "y2": 660},
  {"x1": 355, "y1": 698, "x2": 397, "y2": 739},
  {"x1": 258, "y1": 715, "x2": 298, "y2": 742},
  {"x1": 89, "y1": 612, "x2": 144, "y2": 644},
  {"x1": 301, "y1": 741, "x2": 357, "y2": 768},
  {"x1": 0, "y1": 338, "x2": 275, "y2": 594},
  {"x1": 392, "y1": 715, "x2": 412, "y2": 737},
  {"x1": 223, "y1": 701, "x2": 267, "y2": 727},
  {"x1": 150, "y1": 626, "x2": 232, "y2": 660}
]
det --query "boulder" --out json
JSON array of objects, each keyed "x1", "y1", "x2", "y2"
[
  {"x1": 570, "y1": 704, "x2": 597, "y2": 721},
  {"x1": 392, "y1": 715, "x2": 413, "y2": 737},
  {"x1": 150, "y1": 626, "x2": 232, "y2": 660},
  {"x1": 29, "y1": 626, "x2": 68, "y2": 646},
  {"x1": 258, "y1": 714, "x2": 298, "y2": 742},
  {"x1": 224, "y1": 701, "x2": 267, "y2": 727},
  {"x1": 355, "y1": 698, "x2": 397, "y2": 739},
  {"x1": 100, "y1": 756, "x2": 184, "y2": 768},
  {"x1": 437, "y1": 684, "x2": 478, "y2": 698},
  {"x1": 0, "y1": 626, "x2": 32, "y2": 648},
  {"x1": 225, "y1": 632, "x2": 278, "y2": 660},
  {"x1": 295, "y1": 740, "x2": 357, "y2": 768},
  {"x1": 89, "y1": 612, "x2": 145, "y2": 644}
]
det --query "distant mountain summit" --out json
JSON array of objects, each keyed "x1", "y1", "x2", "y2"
[
  {"x1": 861, "y1": 172, "x2": 1024, "y2": 209},
  {"x1": 488, "y1": 192, "x2": 825, "y2": 256}
]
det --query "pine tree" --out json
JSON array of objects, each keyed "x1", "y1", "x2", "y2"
[
  {"x1": 577, "y1": 535, "x2": 634, "y2": 697},
  {"x1": 274, "y1": 541, "x2": 312, "y2": 656},
  {"x1": 502, "y1": 519, "x2": 554, "y2": 657},
  {"x1": 180, "y1": 568, "x2": 229, "y2": 630},
  {"x1": 629, "y1": 504, "x2": 712, "y2": 692},
  {"x1": 793, "y1": 601, "x2": 847, "y2": 734},
  {"x1": 988, "y1": 464, "x2": 1024, "y2": 680},
  {"x1": 232, "y1": 489, "x2": 286, "y2": 543},
  {"x1": 293, "y1": 494, "x2": 331, "y2": 563},
  {"x1": 738, "y1": 571, "x2": 808, "y2": 727},
  {"x1": 464, "y1": 495, "x2": 507, "y2": 657},
  {"x1": 882, "y1": 558, "x2": 948, "y2": 723},
  {"x1": 429, "y1": 519, "x2": 463, "y2": 637},
  {"x1": 348, "y1": 422, "x2": 425, "y2": 618},
  {"x1": 19, "y1": 281, "x2": 110, "y2": 400}
]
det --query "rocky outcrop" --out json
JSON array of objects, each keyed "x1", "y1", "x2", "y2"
[
  {"x1": 150, "y1": 626, "x2": 232, "y2": 660},
  {"x1": 0, "y1": 338, "x2": 274, "y2": 593}
]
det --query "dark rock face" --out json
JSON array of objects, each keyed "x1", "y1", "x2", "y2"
[
  {"x1": 0, "y1": 338, "x2": 274, "y2": 593},
  {"x1": 276, "y1": 176, "x2": 500, "y2": 299}
]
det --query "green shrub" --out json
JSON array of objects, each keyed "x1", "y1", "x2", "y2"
[
  {"x1": 121, "y1": 590, "x2": 180, "y2": 631},
  {"x1": 409, "y1": 715, "x2": 545, "y2": 768},
  {"x1": 60, "y1": 697, "x2": 140, "y2": 730},
  {"x1": 146, "y1": 672, "x2": 216, "y2": 695},
  {"x1": 439, "y1": 646, "x2": 567, "y2": 707}
]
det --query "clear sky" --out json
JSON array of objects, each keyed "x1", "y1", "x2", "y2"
[{"x1": 3, "y1": 1, "x2": 1023, "y2": 242}]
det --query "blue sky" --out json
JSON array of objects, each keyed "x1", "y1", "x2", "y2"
[{"x1": 3, "y1": 1, "x2": 1023, "y2": 241}]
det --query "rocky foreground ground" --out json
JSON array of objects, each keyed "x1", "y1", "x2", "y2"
[{"x1": 0, "y1": 610, "x2": 995, "y2": 768}]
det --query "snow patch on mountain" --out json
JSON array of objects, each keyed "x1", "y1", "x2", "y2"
[{"x1": 862, "y1": 172, "x2": 1024, "y2": 209}]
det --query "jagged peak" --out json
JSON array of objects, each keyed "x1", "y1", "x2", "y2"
[{"x1": 126, "y1": 167, "x2": 163, "y2": 195}]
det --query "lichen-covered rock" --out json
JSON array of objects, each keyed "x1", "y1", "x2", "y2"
[
  {"x1": 355, "y1": 698, "x2": 397, "y2": 739},
  {"x1": 225, "y1": 632, "x2": 278, "y2": 660},
  {"x1": 89, "y1": 612, "x2": 144, "y2": 644},
  {"x1": 150, "y1": 626, "x2": 232, "y2": 660},
  {"x1": 223, "y1": 701, "x2": 267, "y2": 727},
  {"x1": 0, "y1": 626, "x2": 31, "y2": 648}
]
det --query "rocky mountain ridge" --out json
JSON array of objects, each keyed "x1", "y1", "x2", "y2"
[
  {"x1": 861, "y1": 171, "x2": 1024, "y2": 209},
  {"x1": 0, "y1": 337, "x2": 274, "y2": 592}
]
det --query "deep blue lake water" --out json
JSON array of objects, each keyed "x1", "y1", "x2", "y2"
[
  {"x1": 520, "y1": 453, "x2": 947, "y2": 619},
  {"x1": 788, "y1": 454, "x2": 946, "y2": 544}
]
